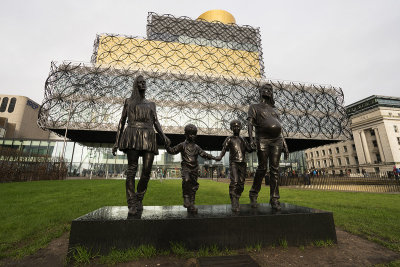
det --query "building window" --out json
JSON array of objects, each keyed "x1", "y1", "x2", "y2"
[
  {"x1": 337, "y1": 158, "x2": 342, "y2": 166},
  {"x1": 310, "y1": 152, "x2": 313, "y2": 158},
  {"x1": 323, "y1": 160, "x2": 327, "y2": 167},
  {"x1": 0, "y1": 97, "x2": 8, "y2": 112},
  {"x1": 394, "y1": 125, "x2": 398, "y2": 133},
  {"x1": 316, "y1": 151, "x2": 319, "y2": 157},
  {"x1": 343, "y1": 146, "x2": 348, "y2": 152},
  {"x1": 372, "y1": 140, "x2": 378, "y2": 147},
  {"x1": 354, "y1": 156, "x2": 359, "y2": 165},
  {"x1": 398, "y1": 137, "x2": 400, "y2": 145},
  {"x1": 352, "y1": 144, "x2": 356, "y2": 150},
  {"x1": 376, "y1": 153, "x2": 381, "y2": 163},
  {"x1": 305, "y1": 153, "x2": 308, "y2": 159},
  {"x1": 336, "y1": 147, "x2": 340, "y2": 153},
  {"x1": 328, "y1": 148, "x2": 332, "y2": 155},
  {"x1": 370, "y1": 129, "x2": 375, "y2": 136},
  {"x1": 322, "y1": 150, "x2": 326, "y2": 156},
  {"x1": 7, "y1": 97, "x2": 17, "y2": 113},
  {"x1": 345, "y1": 157, "x2": 350, "y2": 165},
  {"x1": 317, "y1": 161, "x2": 320, "y2": 167},
  {"x1": 330, "y1": 159, "x2": 334, "y2": 166}
]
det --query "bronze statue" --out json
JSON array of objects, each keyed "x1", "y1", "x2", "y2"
[
  {"x1": 113, "y1": 75, "x2": 170, "y2": 216},
  {"x1": 215, "y1": 120, "x2": 252, "y2": 212},
  {"x1": 166, "y1": 124, "x2": 216, "y2": 213},
  {"x1": 248, "y1": 83, "x2": 289, "y2": 211}
]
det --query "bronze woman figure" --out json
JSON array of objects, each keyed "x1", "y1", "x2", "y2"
[{"x1": 113, "y1": 75, "x2": 170, "y2": 215}]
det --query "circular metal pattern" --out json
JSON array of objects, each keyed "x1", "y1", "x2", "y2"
[{"x1": 38, "y1": 12, "x2": 350, "y2": 141}]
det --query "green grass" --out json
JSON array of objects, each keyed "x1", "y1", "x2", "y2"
[{"x1": 0, "y1": 179, "x2": 399, "y2": 260}]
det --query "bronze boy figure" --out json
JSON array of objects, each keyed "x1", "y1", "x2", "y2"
[
  {"x1": 215, "y1": 120, "x2": 252, "y2": 212},
  {"x1": 248, "y1": 83, "x2": 289, "y2": 211},
  {"x1": 166, "y1": 124, "x2": 216, "y2": 213},
  {"x1": 113, "y1": 75, "x2": 170, "y2": 216}
]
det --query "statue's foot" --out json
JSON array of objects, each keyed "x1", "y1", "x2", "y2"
[
  {"x1": 128, "y1": 205, "x2": 137, "y2": 216},
  {"x1": 250, "y1": 196, "x2": 259, "y2": 208},
  {"x1": 231, "y1": 197, "x2": 240, "y2": 212},
  {"x1": 270, "y1": 199, "x2": 281, "y2": 211},
  {"x1": 183, "y1": 196, "x2": 191, "y2": 208},
  {"x1": 136, "y1": 201, "x2": 143, "y2": 212},
  {"x1": 187, "y1": 205, "x2": 198, "y2": 214}
]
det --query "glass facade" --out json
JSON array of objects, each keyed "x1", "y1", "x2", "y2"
[{"x1": 0, "y1": 138, "x2": 304, "y2": 179}]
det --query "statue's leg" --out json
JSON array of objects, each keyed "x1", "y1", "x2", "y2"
[
  {"x1": 126, "y1": 150, "x2": 139, "y2": 214},
  {"x1": 269, "y1": 144, "x2": 282, "y2": 210},
  {"x1": 229, "y1": 162, "x2": 240, "y2": 211},
  {"x1": 136, "y1": 151, "x2": 155, "y2": 211},
  {"x1": 188, "y1": 167, "x2": 199, "y2": 213},
  {"x1": 249, "y1": 150, "x2": 268, "y2": 207},
  {"x1": 181, "y1": 165, "x2": 191, "y2": 208}
]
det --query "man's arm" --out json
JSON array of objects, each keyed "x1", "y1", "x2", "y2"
[
  {"x1": 215, "y1": 137, "x2": 229, "y2": 161},
  {"x1": 247, "y1": 105, "x2": 257, "y2": 150},
  {"x1": 198, "y1": 145, "x2": 216, "y2": 160},
  {"x1": 152, "y1": 102, "x2": 171, "y2": 147},
  {"x1": 166, "y1": 142, "x2": 183, "y2": 155},
  {"x1": 112, "y1": 99, "x2": 128, "y2": 156},
  {"x1": 282, "y1": 137, "x2": 289, "y2": 160}
]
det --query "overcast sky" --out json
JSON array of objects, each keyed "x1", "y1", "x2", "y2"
[{"x1": 1, "y1": 0, "x2": 399, "y2": 105}]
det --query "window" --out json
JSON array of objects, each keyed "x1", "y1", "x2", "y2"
[
  {"x1": 322, "y1": 150, "x2": 326, "y2": 156},
  {"x1": 389, "y1": 112, "x2": 393, "y2": 117},
  {"x1": 323, "y1": 160, "x2": 327, "y2": 167},
  {"x1": 316, "y1": 151, "x2": 319, "y2": 157},
  {"x1": 330, "y1": 159, "x2": 334, "y2": 166},
  {"x1": 0, "y1": 97, "x2": 8, "y2": 112},
  {"x1": 372, "y1": 140, "x2": 378, "y2": 147},
  {"x1": 398, "y1": 137, "x2": 400, "y2": 145},
  {"x1": 345, "y1": 157, "x2": 350, "y2": 165},
  {"x1": 394, "y1": 125, "x2": 398, "y2": 133},
  {"x1": 328, "y1": 148, "x2": 332, "y2": 155},
  {"x1": 354, "y1": 156, "x2": 359, "y2": 165},
  {"x1": 376, "y1": 153, "x2": 381, "y2": 163},
  {"x1": 305, "y1": 153, "x2": 308, "y2": 159},
  {"x1": 370, "y1": 129, "x2": 375, "y2": 136},
  {"x1": 310, "y1": 152, "x2": 313, "y2": 158},
  {"x1": 336, "y1": 147, "x2": 340, "y2": 153},
  {"x1": 317, "y1": 161, "x2": 320, "y2": 167},
  {"x1": 7, "y1": 97, "x2": 16, "y2": 113},
  {"x1": 343, "y1": 146, "x2": 348, "y2": 152},
  {"x1": 352, "y1": 144, "x2": 356, "y2": 150},
  {"x1": 337, "y1": 158, "x2": 342, "y2": 166}
]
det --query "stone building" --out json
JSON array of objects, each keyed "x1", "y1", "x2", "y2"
[{"x1": 305, "y1": 95, "x2": 400, "y2": 174}]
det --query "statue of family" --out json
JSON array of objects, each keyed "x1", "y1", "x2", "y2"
[{"x1": 113, "y1": 76, "x2": 289, "y2": 215}]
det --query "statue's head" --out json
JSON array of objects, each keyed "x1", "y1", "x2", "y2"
[
  {"x1": 184, "y1": 124, "x2": 198, "y2": 142},
  {"x1": 230, "y1": 119, "x2": 241, "y2": 135},
  {"x1": 135, "y1": 75, "x2": 146, "y2": 92},
  {"x1": 259, "y1": 83, "x2": 275, "y2": 106}
]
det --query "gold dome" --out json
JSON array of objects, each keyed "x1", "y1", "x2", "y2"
[{"x1": 197, "y1": 10, "x2": 236, "y2": 24}]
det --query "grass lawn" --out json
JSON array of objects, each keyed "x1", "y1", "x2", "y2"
[{"x1": 0, "y1": 179, "x2": 399, "y2": 260}]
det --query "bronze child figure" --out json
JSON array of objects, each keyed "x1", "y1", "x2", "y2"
[
  {"x1": 248, "y1": 83, "x2": 289, "y2": 211},
  {"x1": 112, "y1": 75, "x2": 170, "y2": 216},
  {"x1": 215, "y1": 120, "x2": 252, "y2": 212},
  {"x1": 166, "y1": 124, "x2": 216, "y2": 213}
]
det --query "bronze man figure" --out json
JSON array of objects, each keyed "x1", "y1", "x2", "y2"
[
  {"x1": 113, "y1": 75, "x2": 170, "y2": 216},
  {"x1": 248, "y1": 83, "x2": 289, "y2": 211}
]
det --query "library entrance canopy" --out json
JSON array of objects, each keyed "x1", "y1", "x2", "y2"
[{"x1": 38, "y1": 12, "x2": 350, "y2": 151}]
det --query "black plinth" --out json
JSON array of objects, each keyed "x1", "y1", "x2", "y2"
[{"x1": 68, "y1": 203, "x2": 336, "y2": 253}]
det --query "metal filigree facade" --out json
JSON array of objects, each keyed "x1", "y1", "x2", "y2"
[{"x1": 39, "y1": 12, "x2": 350, "y2": 148}]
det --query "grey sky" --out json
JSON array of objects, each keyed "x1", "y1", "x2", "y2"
[{"x1": 1, "y1": 0, "x2": 399, "y2": 105}]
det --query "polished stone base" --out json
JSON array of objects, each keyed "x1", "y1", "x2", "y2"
[{"x1": 68, "y1": 203, "x2": 336, "y2": 253}]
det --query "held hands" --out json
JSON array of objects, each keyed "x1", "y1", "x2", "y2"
[
  {"x1": 284, "y1": 148, "x2": 289, "y2": 160},
  {"x1": 164, "y1": 135, "x2": 171, "y2": 148},
  {"x1": 250, "y1": 139, "x2": 257, "y2": 151},
  {"x1": 112, "y1": 146, "x2": 118, "y2": 156}
]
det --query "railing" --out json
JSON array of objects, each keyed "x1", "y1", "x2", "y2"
[{"x1": 276, "y1": 173, "x2": 400, "y2": 192}]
